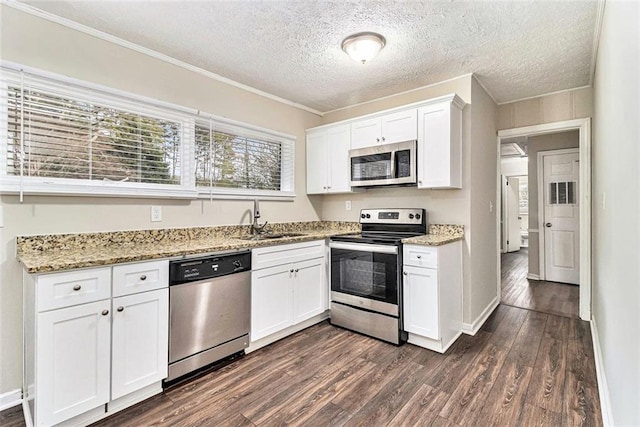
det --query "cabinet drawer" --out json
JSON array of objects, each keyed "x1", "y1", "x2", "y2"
[
  {"x1": 112, "y1": 260, "x2": 168, "y2": 297},
  {"x1": 404, "y1": 245, "x2": 438, "y2": 269},
  {"x1": 252, "y1": 240, "x2": 325, "y2": 270},
  {"x1": 36, "y1": 267, "x2": 111, "y2": 312}
]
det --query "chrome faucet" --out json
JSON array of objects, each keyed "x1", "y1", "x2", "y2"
[{"x1": 251, "y1": 198, "x2": 268, "y2": 235}]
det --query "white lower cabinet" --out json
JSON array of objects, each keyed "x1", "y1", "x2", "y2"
[
  {"x1": 24, "y1": 260, "x2": 169, "y2": 426},
  {"x1": 111, "y1": 288, "x2": 168, "y2": 400},
  {"x1": 250, "y1": 241, "x2": 327, "y2": 346},
  {"x1": 403, "y1": 241, "x2": 463, "y2": 353},
  {"x1": 37, "y1": 300, "x2": 111, "y2": 426}
]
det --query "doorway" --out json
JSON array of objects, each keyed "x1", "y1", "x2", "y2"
[{"x1": 496, "y1": 118, "x2": 591, "y2": 321}]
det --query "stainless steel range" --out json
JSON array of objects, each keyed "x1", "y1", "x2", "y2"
[{"x1": 329, "y1": 208, "x2": 427, "y2": 344}]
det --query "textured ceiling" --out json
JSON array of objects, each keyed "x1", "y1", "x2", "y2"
[{"x1": 20, "y1": 0, "x2": 599, "y2": 113}]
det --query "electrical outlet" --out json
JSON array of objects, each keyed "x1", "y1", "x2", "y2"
[
  {"x1": 151, "y1": 206, "x2": 162, "y2": 222},
  {"x1": 345, "y1": 200, "x2": 352, "y2": 211},
  {"x1": 489, "y1": 201, "x2": 494, "y2": 213}
]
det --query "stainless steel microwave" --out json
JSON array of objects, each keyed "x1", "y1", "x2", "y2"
[{"x1": 349, "y1": 140, "x2": 417, "y2": 187}]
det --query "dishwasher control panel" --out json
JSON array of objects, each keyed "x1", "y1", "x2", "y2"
[{"x1": 169, "y1": 251, "x2": 251, "y2": 285}]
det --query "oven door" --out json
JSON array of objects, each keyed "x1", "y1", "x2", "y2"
[{"x1": 329, "y1": 241, "x2": 400, "y2": 316}]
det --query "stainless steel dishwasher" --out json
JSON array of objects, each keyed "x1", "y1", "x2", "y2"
[{"x1": 165, "y1": 250, "x2": 251, "y2": 384}]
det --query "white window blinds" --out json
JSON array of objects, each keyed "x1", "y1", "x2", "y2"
[{"x1": 0, "y1": 65, "x2": 295, "y2": 199}]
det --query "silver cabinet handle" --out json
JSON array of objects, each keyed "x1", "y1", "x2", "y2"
[
  {"x1": 545, "y1": 223, "x2": 552, "y2": 227},
  {"x1": 101, "y1": 310, "x2": 109, "y2": 316},
  {"x1": 140, "y1": 275, "x2": 147, "y2": 281},
  {"x1": 73, "y1": 285, "x2": 81, "y2": 291},
  {"x1": 117, "y1": 306, "x2": 124, "y2": 312}
]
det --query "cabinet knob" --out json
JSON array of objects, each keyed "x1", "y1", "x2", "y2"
[
  {"x1": 117, "y1": 306, "x2": 124, "y2": 312},
  {"x1": 419, "y1": 180, "x2": 423, "y2": 184},
  {"x1": 101, "y1": 310, "x2": 109, "y2": 316},
  {"x1": 295, "y1": 269, "x2": 299, "y2": 273},
  {"x1": 72, "y1": 284, "x2": 81, "y2": 291},
  {"x1": 376, "y1": 138, "x2": 380, "y2": 142},
  {"x1": 416, "y1": 255, "x2": 422, "y2": 259},
  {"x1": 382, "y1": 137, "x2": 386, "y2": 141},
  {"x1": 290, "y1": 269, "x2": 294, "y2": 273},
  {"x1": 403, "y1": 271, "x2": 408, "y2": 275},
  {"x1": 140, "y1": 275, "x2": 147, "y2": 281}
]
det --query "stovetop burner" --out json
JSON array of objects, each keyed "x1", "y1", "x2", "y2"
[{"x1": 331, "y1": 208, "x2": 427, "y2": 245}]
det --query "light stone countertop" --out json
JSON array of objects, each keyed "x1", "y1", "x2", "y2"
[{"x1": 402, "y1": 224, "x2": 465, "y2": 246}]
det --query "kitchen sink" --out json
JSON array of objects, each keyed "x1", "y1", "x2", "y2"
[{"x1": 238, "y1": 232, "x2": 307, "y2": 241}]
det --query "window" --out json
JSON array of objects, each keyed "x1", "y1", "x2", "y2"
[
  {"x1": 0, "y1": 65, "x2": 295, "y2": 199},
  {"x1": 518, "y1": 178, "x2": 528, "y2": 214}
]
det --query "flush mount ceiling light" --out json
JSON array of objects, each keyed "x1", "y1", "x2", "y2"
[{"x1": 341, "y1": 32, "x2": 386, "y2": 64}]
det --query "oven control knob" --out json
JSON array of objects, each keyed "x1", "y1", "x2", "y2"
[
  {"x1": 233, "y1": 260, "x2": 242, "y2": 269},
  {"x1": 361, "y1": 213, "x2": 366, "y2": 219},
  {"x1": 409, "y1": 213, "x2": 414, "y2": 219},
  {"x1": 365, "y1": 214, "x2": 371, "y2": 219},
  {"x1": 416, "y1": 214, "x2": 421, "y2": 220}
]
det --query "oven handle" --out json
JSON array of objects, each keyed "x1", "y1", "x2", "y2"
[{"x1": 329, "y1": 241, "x2": 398, "y2": 255}]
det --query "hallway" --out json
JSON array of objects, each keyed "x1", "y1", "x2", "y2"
[{"x1": 501, "y1": 248, "x2": 579, "y2": 318}]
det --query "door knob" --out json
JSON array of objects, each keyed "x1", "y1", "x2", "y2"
[{"x1": 545, "y1": 222, "x2": 552, "y2": 227}]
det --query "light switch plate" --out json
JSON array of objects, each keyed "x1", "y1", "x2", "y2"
[
  {"x1": 151, "y1": 206, "x2": 162, "y2": 222},
  {"x1": 345, "y1": 200, "x2": 352, "y2": 211}
]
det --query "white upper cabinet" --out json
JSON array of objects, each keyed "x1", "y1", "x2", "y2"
[
  {"x1": 351, "y1": 109, "x2": 418, "y2": 149},
  {"x1": 417, "y1": 96, "x2": 464, "y2": 189},
  {"x1": 306, "y1": 124, "x2": 353, "y2": 194}
]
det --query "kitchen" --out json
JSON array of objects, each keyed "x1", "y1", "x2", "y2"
[{"x1": 0, "y1": 1, "x2": 638, "y2": 426}]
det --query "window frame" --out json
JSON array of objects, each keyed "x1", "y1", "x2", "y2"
[{"x1": 0, "y1": 62, "x2": 296, "y2": 200}]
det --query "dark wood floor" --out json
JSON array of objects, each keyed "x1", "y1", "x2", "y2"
[
  {"x1": 0, "y1": 305, "x2": 601, "y2": 427},
  {"x1": 502, "y1": 248, "x2": 580, "y2": 318}
]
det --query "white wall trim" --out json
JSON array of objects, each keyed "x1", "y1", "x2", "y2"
[
  {"x1": 0, "y1": 388, "x2": 22, "y2": 411},
  {"x1": 462, "y1": 297, "x2": 499, "y2": 336},
  {"x1": 496, "y1": 85, "x2": 592, "y2": 106},
  {"x1": 589, "y1": 0, "x2": 606, "y2": 87},
  {"x1": 2, "y1": 0, "x2": 323, "y2": 117},
  {"x1": 497, "y1": 118, "x2": 592, "y2": 321},
  {"x1": 526, "y1": 273, "x2": 540, "y2": 281},
  {"x1": 536, "y1": 148, "x2": 580, "y2": 283},
  {"x1": 590, "y1": 316, "x2": 614, "y2": 427}
]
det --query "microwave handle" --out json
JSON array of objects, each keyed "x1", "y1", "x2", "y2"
[{"x1": 390, "y1": 150, "x2": 396, "y2": 179}]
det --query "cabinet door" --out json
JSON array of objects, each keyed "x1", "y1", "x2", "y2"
[
  {"x1": 417, "y1": 102, "x2": 462, "y2": 189},
  {"x1": 381, "y1": 109, "x2": 417, "y2": 144},
  {"x1": 403, "y1": 265, "x2": 440, "y2": 339},
  {"x1": 293, "y1": 257, "x2": 326, "y2": 323},
  {"x1": 351, "y1": 117, "x2": 381, "y2": 149},
  {"x1": 326, "y1": 124, "x2": 352, "y2": 193},
  {"x1": 37, "y1": 300, "x2": 110, "y2": 426},
  {"x1": 111, "y1": 289, "x2": 168, "y2": 400},
  {"x1": 251, "y1": 265, "x2": 294, "y2": 341},
  {"x1": 306, "y1": 131, "x2": 328, "y2": 194}
]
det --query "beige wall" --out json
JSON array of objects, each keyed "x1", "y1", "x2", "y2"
[
  {"x1": 592, "y1": 0, "x2": 640, "y2": 424},
  {"x1": 0, "y1": 6, "x2": 323, "y2": 395},
  {"x1": 526, "y1": 130, "x2": 579, "y2": 276},
  {"x1": 498, "y1": 86, "x2": 593, "y2": 130},
  {"x1": 468, "y1": 78, "x2": 499, "y2": 322}
]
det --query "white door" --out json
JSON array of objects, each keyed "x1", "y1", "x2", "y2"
[
  {"x1": 37, "y1": 300, "x2": 111, "y2": 426},
  {"x1": 380, "y1": 109, "x2": 417, "y2": 144},
  {"x1": 306, "y1": 131, "x2": 328, "y2": 194},
  {"x1": 293, "y1": 257, "x2": 326, "y2": 323},
  {"x1": 506, "y1": 177, "x2": 521, "y2": 252},
  {"x1": 403, "y1": 265, "x2": 439, "y2": 340},
  {"x1": 542, "y1": 150, "x2": 580, "y2": 284},
  {"x1": 111, "y1": 288, "x2": 168, "y2": 400},
  {"x1": 326, "y1": 124, "x2": 351, "y2": 193},
  {"x1": 350, "y1": 117, "x2": 381, "y2": 149},
  {"x1": 251, "y1": 265, "x2": 294, "y2": 341}
]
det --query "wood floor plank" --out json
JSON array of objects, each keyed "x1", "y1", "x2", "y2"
[
  {"x1": 563, "y1": 369, "x2": 603, "y2": 427},
  {"x1": 0, "y1": 405, "x2": 26, "y2": 427},
  {"x1": 566, "y1": 319, "x2": 598, "y2": 386},
  {"x1": 90, "y1": 394, "x2": 175, "y2": 427},
  {"x1": 516, "y1": 403, "x2": 563, "y2": 427},
  {"x1": 387, "y1": 384, "x2": 450, "y2": 427},
  {"x1": 297, "y1": 402, "x2": 352, "y2": 427},
  {"x1": 506, "y1": 311, "x2": 548, "y2": 367},
  {"x1": 525, "y1": 336, "x2": 567, "y2": 413},
  {"x1": 474, "y1": 360, "x2": 533, "y2": 426},
  {"x1": 343, "y1": 362, "x2": 428, "y2": 426}
]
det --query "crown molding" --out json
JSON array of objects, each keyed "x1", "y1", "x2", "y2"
[
  {"x1": 589, "y1": 0, "x2": 606, "y2": 87},
  {"x1": 1, "y1": 0, "x2": 324, "y2": 117},
  {"x1": 497, "y1": 84, "x2": 592, "y2": 106}
]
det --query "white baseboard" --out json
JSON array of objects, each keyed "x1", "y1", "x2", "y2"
[
  {"x1": 590, "y1": 316, "x2": 614, "y2": 426},
  {"x1": 0, "y1": 388, "x2": 22, "y2": 411},
  {"x1": 527, "y1": 273, "x2": 540, "y2": 280},
  {"x1": 462, "y1": 297, "x2": 499, "y2": 336}
]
